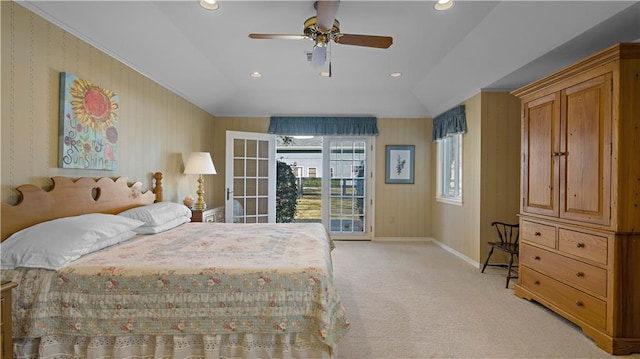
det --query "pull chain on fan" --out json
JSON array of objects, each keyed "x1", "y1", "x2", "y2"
[{"x1": 328, "y1": 41, "x2": 332, "y2": 77}]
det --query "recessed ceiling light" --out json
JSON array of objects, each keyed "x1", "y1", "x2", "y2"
[
  {"x1": 320, "y1": 71, "x2": 331, "y2": 77},
  {"x1": 390, "y1": 72, "x2": 402, "y2": 78},
  {"x1": 434, "y1": 0, "x2": 454, "y2": 11},
  {"x1": 250, "y1": 72, "x2": 262, "y2": 78},
  {"x1": 200, "y1": 0, "x2": 219, "y2": 11}
]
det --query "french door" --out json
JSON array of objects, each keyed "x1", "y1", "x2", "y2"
[
  {"x1": 322, "y1": 137, "x2": 374, "y2": 240},
  {"x1": 225, "y1": 131, "x2": 276, "y2": 223}
]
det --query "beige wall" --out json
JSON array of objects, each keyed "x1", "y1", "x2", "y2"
[
  {"x1": 478, "y1": 92, "x2": 521, "y2": 262},
  {"x1": 431, "y1": 95, "x2": 482, "y2": 261},
  {"x1": 1, "y1": 2, "x2": 215, "y2": 206},
  {"x1": 375, "y1": 118, "x2": 431, "y2": 238},
  {"x1": 211, "y1": 117, "x2": 432, "y2": 239},
  {"x1": 431, "y1": 92, "x2": 520, "y2": 264}
]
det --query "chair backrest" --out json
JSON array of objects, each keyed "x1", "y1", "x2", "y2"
[{"x1": 491, "y1": 221, "x2": 519, "y2": 246}]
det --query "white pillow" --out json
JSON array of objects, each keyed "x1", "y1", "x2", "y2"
[
  {"x1": 87, "y1": 230, "x2": 138, "y2": 252},
  {"x1": 0, "y1": 213, "x2": 144, "y2": 270},
  {"x1": 133, "y1": 216, "x2": 191, "y2": 234},
  {"x1": 118, "y1": 202, "x2": 191, "y2": 226}
]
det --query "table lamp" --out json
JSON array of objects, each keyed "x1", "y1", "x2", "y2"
[{"x1": 184, "y1": 152, "x2": 217, "y2": 210}]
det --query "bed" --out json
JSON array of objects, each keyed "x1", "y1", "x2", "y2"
[{"x1": 0, "y1": 173, "x2": 350, "y2": 359}]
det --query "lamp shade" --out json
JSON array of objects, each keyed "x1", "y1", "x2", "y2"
[{"x1": 184, "y1": 152, "x2": 217, "y2": 175}]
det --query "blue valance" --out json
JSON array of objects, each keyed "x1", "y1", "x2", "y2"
[
  {"x1": 432, "y1": 105, "x2": 467, "y2": 141},
  {"x1": 268, "y1": 116, "x2": 379, "y2": 136}
]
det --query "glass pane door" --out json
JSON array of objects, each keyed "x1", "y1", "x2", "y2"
[
  {"x1": 225, "y1": 131, "x2": 275, "y2": 223},
  {"x1": 323, "y1": 138, "x2": 372, "y2": 240}
]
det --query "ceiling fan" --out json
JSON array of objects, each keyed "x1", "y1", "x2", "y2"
[{"x1": 248, "y1": 0, "x2": 393, "y2": 68}]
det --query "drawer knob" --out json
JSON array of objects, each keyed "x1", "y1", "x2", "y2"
[
  {"x1": 576, "y1": 242, "x2": 585, "y2": 248},
  {"x1": 534, "y1": 280, "x2": 540, "y2": 285},
  {"x1": 534, "y1": 256, "x2": 541, "y2": 261},
  {"x1": 534, "y1": 231, "x2": 541, "y2": 236},
  {"x1": 575, "y1": 301, "x2": 584, "y2": 307},
  {"x1": 576, "y1": 272, "x2": 585, "y2": 278}
]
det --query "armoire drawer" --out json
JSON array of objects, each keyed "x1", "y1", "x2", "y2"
[
  {"x1": 558, "y1": 228, "x2": 608, "y2": 265},
  {"x1": 520, "y1": 267, "x2": 606, "y2": 330},
  {"x1": 520, "y1": 244, "x2": 607, "y2": 297},
  {"x1": 521, "y1": 220, "x2": 556, "y2": 248}
]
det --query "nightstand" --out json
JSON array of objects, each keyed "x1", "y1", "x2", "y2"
[
  {"x1": 191, "y1": 208, "x2": 218, "y2": 223},
  {"x1": 191, "y1": 205, "x2": 225, "y2": 223},
  {"x1": 1, "y1": 281, "x2": 18, "y2": 359}
]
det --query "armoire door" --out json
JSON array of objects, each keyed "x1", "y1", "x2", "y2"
[
  {"x1": 559, "y1": 74, "x2": 611, "y2": 225},
  {"x1": 522, "y1": 92, "x2": 560, "y2": 217}
]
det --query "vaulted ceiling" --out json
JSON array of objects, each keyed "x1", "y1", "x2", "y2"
[{"x1": 19, "y1": 1, "x2": 640, "y2": 118}]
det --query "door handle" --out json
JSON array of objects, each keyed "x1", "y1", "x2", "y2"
[{"x1": 226, "y1": 188, "x2": 233, "y2": 200}]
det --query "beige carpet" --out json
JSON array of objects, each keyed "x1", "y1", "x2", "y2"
[{"x1": 331, "y1": 241, "x2": 639, "y2": 359}]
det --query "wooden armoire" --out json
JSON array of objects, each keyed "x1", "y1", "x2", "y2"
[{"x1": 512, "y1": 43, "x2": 640, "y2": 355}]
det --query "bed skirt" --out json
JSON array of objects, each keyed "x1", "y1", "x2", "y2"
[{"x1": 13, "y1": 333, "x2": 334, "y2": 359}]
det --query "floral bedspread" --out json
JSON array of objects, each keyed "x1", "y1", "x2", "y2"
[{"x1": 5, "y1": 223, "x2": 350, "y2": 352}]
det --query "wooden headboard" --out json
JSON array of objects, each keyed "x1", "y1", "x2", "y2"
[{"x1": 1, "y1": 172, "x2": 163, "y2": 241}]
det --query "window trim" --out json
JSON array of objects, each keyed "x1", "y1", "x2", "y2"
[{"x1": 436, "y1": 133, "x2": 463, "y2": 206}]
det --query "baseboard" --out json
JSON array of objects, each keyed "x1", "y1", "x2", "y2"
[
  {"x1": 373, "y1": 237, "x2": 432, "y2": 242},
  {"x1": 429, "y1": 238, "x2": 480, "y2": 268}
]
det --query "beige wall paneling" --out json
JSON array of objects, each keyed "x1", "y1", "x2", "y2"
[
  {"x1": 375, "y1": 118, "x2": 431, "y2": 239},
  {"x1": 1, "y1": 2, "x2": 214, "y2": 208},
  {"x1": 431, "y1": 92, "x2": 520, "y2": 264},
  {"x1": 479, "y1": 92, "x2": 522, "y2": 264},
  {"x1": 431, "y1": 95, "x2": 481, "y2": 261}
]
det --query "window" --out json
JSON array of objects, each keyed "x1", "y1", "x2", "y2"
[
  {"x1": 436, "y1": 133, "x2": 462, "y2": 205},
  {"x1": 308, "y1": 167, "x2": 317, "y2": 178}
]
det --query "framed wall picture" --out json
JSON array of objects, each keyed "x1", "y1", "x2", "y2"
[
  {"x1": 385, "y1": 145, "x2": 414, "y2": 184},
  {"x1": 59, "y1": 72, "x2": 119, "y2": 170}
]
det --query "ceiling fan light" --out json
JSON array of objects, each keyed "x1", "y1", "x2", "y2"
[
  {"x1": 311, "y1": 46, "x2": 326, "y2": 67},
  {"x1": 434, "y1": 0, "x2": 454, "y2": 11},
  {"x1": 200, "y1": 0, "x2": 219, "y2": 11}
]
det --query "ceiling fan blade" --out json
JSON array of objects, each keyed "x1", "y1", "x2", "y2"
[
  {"x1": 311, "y1": 45, "x2": 327, "y2": 67},
  {"x1": 334, "y1": 34, "x2": 393, "y2": 49},
  {"x1": 316, "y1": 0, "x2": 340, "y2": 31},
  {"x1": 248, "y1": 34, "x2": 309, "y2": 40}
]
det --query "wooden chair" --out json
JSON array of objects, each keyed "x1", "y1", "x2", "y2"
[{"x1": 481, "y1": 221, "x2": 520, "y2": 288}]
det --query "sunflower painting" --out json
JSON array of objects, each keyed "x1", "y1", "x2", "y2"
[{"x1": 59, "y1": 72, "x2": 119, "y2": 170}]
